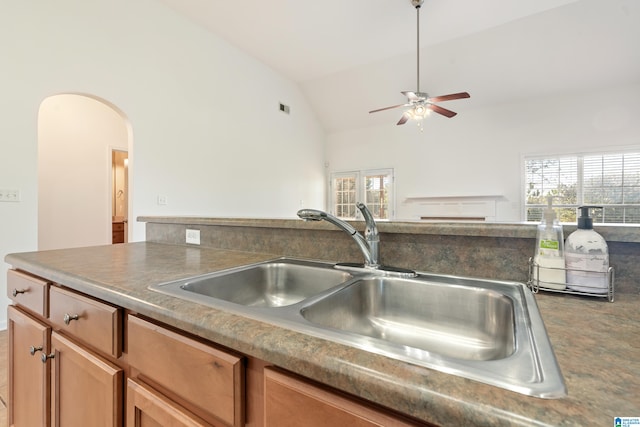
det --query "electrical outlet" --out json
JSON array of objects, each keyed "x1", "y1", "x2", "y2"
[
  {"x1": 157, "y1": 195, "x2": 168, "y2": 205},
  {"x1": 186, "y1": 229, "x2": 200, "y2": 245},
  {"x1": 0, "y1": 189, "x2": 20, "y2": 202}
]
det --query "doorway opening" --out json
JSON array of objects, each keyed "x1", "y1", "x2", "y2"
[
  {"x1": 112, "y1": 149, "x2": 128, "y2": 243},
  {"x1": 38, "y1": 93, "x2": 132, "y2": 250}
]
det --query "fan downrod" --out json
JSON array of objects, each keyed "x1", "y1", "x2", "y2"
[{"x1": 367, "y1": 0, "x2": 470, "y2": 124}]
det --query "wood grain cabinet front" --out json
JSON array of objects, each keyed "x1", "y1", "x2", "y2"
[
  {"x1": 48, "y1": 285, "x2": 122, "y2": 358},
  {"x1": 127, "y1": 378, "x2": 212, "y2": 427},
  {"x1": 8, "y1": 306, "x2": 51, "y2": 427},
  {"x1": 264, "y1": 367, "x2": 427, "y2": 427},
  {"x1": 8, "y1": 271, "x2": 126, "y2": 427},
  {"x1": 127, "y1": 315, "x2": 245, "y2": 427},
  {"x1": 7, "y1": 269, "x2": 49, "y2": 317},
  {"x1": 50, "y1": 332, "x2": 123, "y2": 427}
]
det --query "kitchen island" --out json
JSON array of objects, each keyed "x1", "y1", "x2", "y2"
[{"x1": 6, "y1": 240, "x2": 640, "y2": 426}]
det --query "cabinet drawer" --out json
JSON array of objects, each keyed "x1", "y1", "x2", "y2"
[
  {"x1": 49, "y1": 286, "x2": 122, "y2": 358},
  {"x1": 127, "y1": 315, "x2": 244, "y2": 427},
  {"x1": 7, "y1": 269, "x2": 49, "y2": 317},
  {"x1": 264, "y1": 367, "x2": 424, "y2": 427}
]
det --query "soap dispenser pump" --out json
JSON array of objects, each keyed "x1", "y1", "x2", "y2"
[
  {"x1": 533, "y1": 196, "x2": 566, "y2": 289},
  {"x1": 565, "y1": 206, "x2": 609, "y2": 294}
]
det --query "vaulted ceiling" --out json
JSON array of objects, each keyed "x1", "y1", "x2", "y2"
[{"x1": 154, "y1": 0, "x2": 640, "y2": 133}]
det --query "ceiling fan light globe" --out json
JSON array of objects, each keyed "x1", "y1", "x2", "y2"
[{"x1": 410, "y1": 105, "x2": 430, "y2": 120}]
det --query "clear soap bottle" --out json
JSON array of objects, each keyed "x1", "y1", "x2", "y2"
[
  {"x1": 533, "y1": 196, "x2": 566, "y2": 289},
  {"x1": 565, "y1": 206, "x2": 609, "y2": 294}
]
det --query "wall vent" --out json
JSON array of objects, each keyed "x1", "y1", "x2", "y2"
[{"x1": 279, "y1": 103, "x2": 290, "y2": 114}]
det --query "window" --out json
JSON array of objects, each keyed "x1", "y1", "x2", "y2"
[
  {"x1": 524, "y1": 151, "x2": 640, "y2": 224},
  {"x1": 330, "y1": 169, "x2": 394, "y2": 220}
]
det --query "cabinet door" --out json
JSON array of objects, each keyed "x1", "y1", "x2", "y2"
[
  {"x1": 264, "y1": 367, "x2": 424, "y2": 427},
  {"x1": 50, "y1": 332, "x2": 123, "y2": 427},
  {"x1": 8, "y1": 306, "x2": 51, "y2": 427},
  {"x1": 127, "y1": 378, "x2": 213, "y2": 427}
]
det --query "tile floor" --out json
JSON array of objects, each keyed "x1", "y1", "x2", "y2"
[{"x1": 0, "y1": 329, "x2": 7, "y2": 426}]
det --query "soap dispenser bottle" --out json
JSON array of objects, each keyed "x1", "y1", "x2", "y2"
[
  {"x1": 533, "y1": 196, "x2": 566, "y2": 289},
  {"x1": 565, "y1": 206, "x2": 609, "y2": 294}
]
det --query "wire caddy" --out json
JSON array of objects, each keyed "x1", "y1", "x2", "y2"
[{"x1": 527, "y1": 257, "x2": 615, "y2": 302}]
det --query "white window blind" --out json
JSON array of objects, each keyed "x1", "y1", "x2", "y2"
[{"x1": 525, "y1": 151, "x2": 640, "y2": 223}]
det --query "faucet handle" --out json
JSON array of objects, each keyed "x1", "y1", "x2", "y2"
[{"x1": 356, "y1": 203, "x2": 379, "y2": 237}]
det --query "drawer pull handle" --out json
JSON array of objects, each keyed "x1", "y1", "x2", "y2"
[
  {"x1": 41, "y1": 353, "x2": 55, "y2": 363},
  {"x1": 29, "y1": 345, "x2": 43, "y2": 356},
  {"x1": 12, "y1": 288, "x2": 27, "y2": 297},
  {"x1": 63, "y1": 313, "x2": 79, "y2": 325}
]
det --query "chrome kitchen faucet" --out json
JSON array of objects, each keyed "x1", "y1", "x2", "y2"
[{"x1": 297, "y1": 202, "x2": 379, "y2": 269}]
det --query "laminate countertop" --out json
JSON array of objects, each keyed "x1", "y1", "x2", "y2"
[{"x1": 6, "y1": 242, "x2": 639, "y2": 426}]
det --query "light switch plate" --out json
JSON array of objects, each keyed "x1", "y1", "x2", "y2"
[{"x1": 0, "y1": 189, "x2": 20, "y2": 202}]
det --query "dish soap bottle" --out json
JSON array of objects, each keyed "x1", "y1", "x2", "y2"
[
  {"x1": 565, "y1": 206, "x2": 609, "y2": 294},
  {"x1": 533, "y1": 196, "x2": 566, "y2": 289}
]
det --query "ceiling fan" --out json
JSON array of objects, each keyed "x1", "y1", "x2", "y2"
[{"x1": 369, "y1": 0, "x2": 470, "y2": 127}]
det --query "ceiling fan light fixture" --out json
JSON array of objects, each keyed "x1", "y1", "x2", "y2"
[
  {"x1": 412, "y1": 104, "x2": 429, "y2": 118},
  {"x1": 409, "y1": 105, "x2": 430, "y2": 132},
  {"x1": 368, "y1": 0, "x2": 470, "y2": 129}
]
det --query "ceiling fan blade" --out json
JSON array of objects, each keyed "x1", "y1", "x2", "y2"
[
  {"x1": 369, "y1": 103, "x2": 408, "y2": 114},
  {"x1": 428, "y1": 104, "x2": 457, "y2": 118},
  {"x1": 397, "y1": 112, "x2": 411, "y2": 125},
  {"x1": 429, "y1": 92, "x2": 470, "y2": 103},
  {"x1": 401, "y1": 91, "x2": 421, "y2": 101}
]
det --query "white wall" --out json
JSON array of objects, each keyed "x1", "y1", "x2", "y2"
[
  {"x1": 0, "y1": 0, "x2": 326, "y2": 328},
  {"x1": 326, "y1": 83, "x2": 640, "y2": 221},
  {"x1": 2, "y1": 0, "x2": 635, "y2": 333}
]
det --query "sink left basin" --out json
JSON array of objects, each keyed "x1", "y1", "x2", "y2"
[{"x1": 150, "y1": 258, "x2": 353, "y2": 307}]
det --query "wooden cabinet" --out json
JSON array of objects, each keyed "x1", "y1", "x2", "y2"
[
  {"x1": 127, "y1": 315, "x2": 244, "y2": 427},
  {"x1": 48, "y1": 286, "x2": 122, "y2": 358},
  {"x1": 112, "y1": 221, "x2": 125, "y2": 244},
  {"x1": 50, "y1": 332, "x2": 123, "y2": 426},
  {"x1": 7, "y1": 270, "x2": 124, "y2": 427},
  {"x1": 127, "y1": 378, "x2": 211, "y2": 427},
  {"x1": 264, "y1": 367, "x2": 425, "y2": 427},
  {"x1": 6, "y1": 269, "x2": 49, "y2": 316},
  {"x1": 8, "y1": 306, "x2": 51, "y2": 427},
  {"x1": 8, "y1": 268, "x2": 430, "y2": 427}
]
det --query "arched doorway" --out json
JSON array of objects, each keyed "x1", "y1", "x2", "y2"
[{"x1": 38, "y1": 94, "x2": 132, "y2": 250}]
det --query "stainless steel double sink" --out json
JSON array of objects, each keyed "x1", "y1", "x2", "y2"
[{"x1": 149, "y1": 258, "x2": 566, "y2": 398}]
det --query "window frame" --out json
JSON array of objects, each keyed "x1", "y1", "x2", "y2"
[
  {"x1": 329, "y1": 168, "x2": 395, "y2": 220},
  {"x1": 523, "y1": 149, "x2": 640, "y2": 224}
]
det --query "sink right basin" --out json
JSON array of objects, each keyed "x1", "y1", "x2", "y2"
[
  {"x1": 298, "y1": 272, "x2": 566, "y2": 399},
  {"x1": 300, "y1": 276, "x2": 515, "y2": 361}
]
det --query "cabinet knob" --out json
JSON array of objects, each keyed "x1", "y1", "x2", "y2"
[
  {"x1": 63, "y1": 313, "x2": 79, "y2": 325},
  {"x1": 12, "y1": 288, "x2": 27, "y2": 297},
  {"x1": 41, "y1": 353, "x2": 55, "y2": 363},
  {"x1": 29, "y1": 345, "x2": 43, "y2": 356}
]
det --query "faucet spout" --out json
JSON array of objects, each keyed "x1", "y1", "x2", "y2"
[{"x1": 297, "y1": 205, "x2": 379, "y2": 268}]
